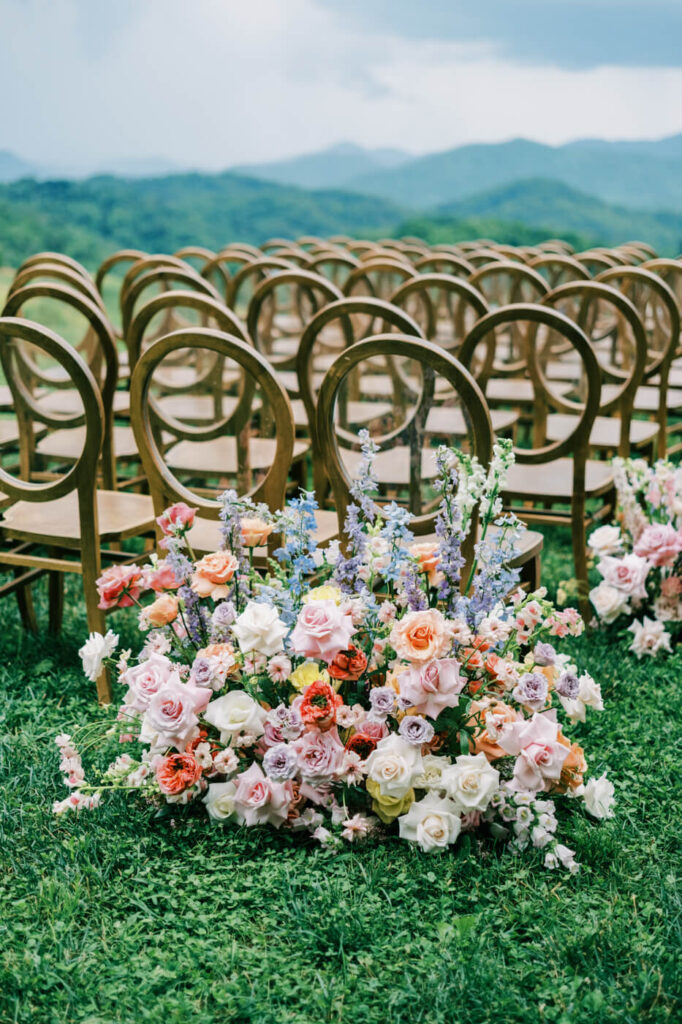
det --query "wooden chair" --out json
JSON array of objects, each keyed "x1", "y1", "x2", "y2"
[
  {"x1": 0, "y1": 318, "x2": 155, "y2": 701},
  {"x1": 200, "y1": 246, "x2": 261, "y2": 302},
  {"x1": 458, "y1": 304, "x2": 608, "y2": 616},
  {"x1": 528, "y1": 254, "x2": 591, "y2": 289},
  {"x1": 315, "y1": 332, "x2": 543, "y2": 588}
]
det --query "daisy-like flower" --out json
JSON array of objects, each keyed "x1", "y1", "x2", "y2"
[{"x1": 340, "y1": 813, "x2": 375, "y2": 842}]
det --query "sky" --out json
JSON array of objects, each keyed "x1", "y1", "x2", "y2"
[{"x1": 1, "y1": 0, "x2": 681, "y2": 171}]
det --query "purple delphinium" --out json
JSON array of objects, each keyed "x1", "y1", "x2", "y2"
[
  {"x1": 178, "y1": 585, "x2": 209, "y2": 647},
  {"x1": 164, "y1": 537, "x2": 193, "y2": 586},
  {"x1": 433, "y1": 448, "x2": 465, "y2": 615},
  {"x1": 398, "y1": 715, "x2": 434, "y2": 746},
  {"x1": 512, "y1": 672, "x2": 549, "y2": 712}
]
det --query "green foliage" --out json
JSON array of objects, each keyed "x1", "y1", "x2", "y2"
[{"x1": 1, "y1": 530, "x2": 681, "y2": 1023}]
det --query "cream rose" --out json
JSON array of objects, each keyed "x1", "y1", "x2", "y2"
[
  {"x1": 390, "y1": 608, "x2": 451, "y2": 664},
  {"x1": 398, "y1": 792, "x2": 462, "y2": 852},
  {"x1": 203, "y1": 690, "x2": 267, "y2": 742},
  {"x1": 365, "y1": 734, "x2": 423, "y2": 799},
  {"x1": 588, "y1": 525, "x2": 622, "y2": 557},
  {"x1": 441, "y1": 753, "x2": 500, "y2": 812},
  {"x1": 232, "y1": 601, "x2": 288, "y2": 657},
  {"x1": 581, "y1": 774, "x2": 615, "y2": 819},
  {"x1": 203, "y1": 781, "x2": 237, "y2": 821},
  {"x1": 589, "y1": 581, "x2": 630, "y2": 624}
]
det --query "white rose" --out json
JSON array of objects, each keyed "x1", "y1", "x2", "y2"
[
  {"x1": 441, "y1": 752, "x2": 500, "y2": 812},
  {"x1": 588, "y1": 525, "x2": 622, "y2": 557},
  {"x1": 628, "y1": 617, "x2": 672, "y2": 658},
  {"x1": 203, "y1": 781, "x2": 237, "y2": 821},
  {"x1": 589, "y1": 582, "x2": 630, "y2": 624},
  {"x1": 365, "y1": 734, "x2": 422, "y2": 798},
  {"x1": 578, "y1": 673, "x2": 603, "y2": 711},
  {"x1": 398, "y1": 792, "x2": 462, "y2": 852},
  {"x1": 232, "y1": 601, "x2": 288, "y2": 657},
  {"x1": 79, "y1": 630, "x2": 118, "y2": 682},
  {"x1": 413, "y1": 753, "x2": 451, "y2": 790},
  {"x1": 203, "y1": 690, "x2": 267, "y2": 742},
  {"x1": 581, "y1": 774, "x2": 615, "y2": 819}
]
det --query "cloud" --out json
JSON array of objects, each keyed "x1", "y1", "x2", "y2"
[{"x1": 0, "y1": 0, "x2": 680, "y2": 169}]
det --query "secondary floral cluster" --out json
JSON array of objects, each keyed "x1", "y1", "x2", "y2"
[
  {"x1": 56, "y1": 437, "x2": 613, "y2": 870},
  {"x1": 589, "y1": 457, "x2": 682, "y2": 657}
]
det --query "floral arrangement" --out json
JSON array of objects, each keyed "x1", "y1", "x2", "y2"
[
  {"x1": 589, "y1": 457, "x2": 682, "y2": 657},
  {"x1": 55, "y1": 436, "x2": 613, "y2": 870}
]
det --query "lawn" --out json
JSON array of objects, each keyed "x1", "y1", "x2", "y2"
[{"x1": 1, "y1": 529, "x2": 681, "y2": 1024}]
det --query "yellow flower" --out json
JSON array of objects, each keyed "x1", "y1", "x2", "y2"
[
  {"x1": 288, "y1": 661, "x2": 330, "y2": 693},
  {"x1": 302, "y1": 584, "x2": 343, "y2": 605},
  {"x1": 366, "y1": 780, "x2": 415, "y2": 823}
]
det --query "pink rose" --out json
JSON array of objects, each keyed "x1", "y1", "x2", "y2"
[
  {"x1": 144, "y1": 560, "x2": 182, "y2": 592},
  {"x1": 358, "y1": 718, "x2": 388, "y2": 741},
  {"x1": 597, "y1": 554, "x2": 649, "y2": 599},
  {"x1": 498, "y1": 710, "x2": 569, "y2": 792},
  {"x1": 141, "y1": 678, "x2": 210, "y2": 751},
  {"x1": 156, "y1": 502, "x2": 197, "y2": 537},
  {"x1": 293, "y1": 727, "x2": 345, "y2": 783},
  {"x1": 289, "y1": 600, "x2": 355, "y2": 663},
  {"x1": 634, "y1": 523, "x2": 682, "y2": 568},
  {"x1": 398, "y1": 658, "x2": 466, "y2": 719},
  {"x1": 661, "y1": 575, "x2": 682, "y2": 598},
  {"x1": 123, "y1": 652, "x2": 178, "y2": 712},
  {"x1": 233, "y1": 762, "x2": 293, "y2": 827},
  {"x1": 96, "y1": 564, "x2": 144, "y2": 610}
]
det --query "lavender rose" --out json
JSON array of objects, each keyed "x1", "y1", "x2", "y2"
[
  {"x1": 556, "y1": 671, "x2": 580, "y2": 699},
  {"x1": 263, "y1": 742, "x2": 299, "y2": 781},
  {"x1": 368, "y1": 686, "x2": 396, "y2": 718},
  {"x1": 512, "y1": 672, "x2": 549, "y2": 712},
  {"x1": 533, "y1": 643, "x2": 556, "y2": 667},
  {"x1": 398, "y1": 715, "x2": 435, "y2": 746}
]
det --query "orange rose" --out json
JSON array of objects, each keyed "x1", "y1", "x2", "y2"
[
  {"x1": 390, "y1": 609, "x2": 450, "y2": 664},
  {"x1": 155, "y1": 752, "x2": 202, "y2": 795},
  {"x1": 241, "y1": 517, "x2": 274, "y2": 547},
  {"x1": 556, "y1": 732, "x2": 587, "y2": 791},
  {"x1": 409, "y1": 541, "x2": 443, "y2": 587},
  {"x1": 191, "y1": 551, "x2": 239, "y2": 600},
  {"x1": 467, "y1": 698, "x2": 519, "y2": 760},
  {"x1": 146, "y1": 592, "x2": 179, "y2": 627}
]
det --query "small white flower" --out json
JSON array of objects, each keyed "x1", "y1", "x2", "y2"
[{"x1": 79, "y1": 630, "x2": 119, "y2": 682}]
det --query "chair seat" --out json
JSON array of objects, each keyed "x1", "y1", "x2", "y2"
[
  {"x1": 37, "y1": 389, "x2": 130, "y2": 417},
  {"x1": 167, "y1": 436, "x2": 310, "y2": 475},
  {"x1": 503, "y1": 457, "x2": 614, "y2": 501},
  {"x1": 341, "y1": 446, "x2": 439, "y2": 486},
  {"x1": 1, "y1": 489, "x2": 156, "y2": 547},
  {"x1": 545, "y1": 413, "x2": 659, "y2": 450},
  {"x1": 37, "y1": 424, "x2": 142, "y2": 461},
  {"x1": 0, "y1": 420, "x2": 47, "y2": 448},
  {"x1": 601, "y1": 383, "x2": 682, "y2": 413},
  {"x1": 0, "y1": 386, "x2": 14, "y2": 411},
  {"x1": 289, "y1": 399, "x2": 393, "y2": 431},
  {"x1": 186, "y1": 508, "x2": 340, "y2": 557},
  {"x1": 486, "y1": 378, "x2": 572, "y2": 406},
  {"x1": 425, "y1": 406, "x2": 517, "y2": 436},
  {"x1": 156, "y1": 394, "x2": 242, "y2": 422}
]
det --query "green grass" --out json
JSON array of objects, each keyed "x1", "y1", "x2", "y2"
[{"x1": 1, "y1": 533, "x2": 682, "y2": 1024}]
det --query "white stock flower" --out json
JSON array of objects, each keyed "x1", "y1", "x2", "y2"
[
  {"x1": 441, "y1": 753, "x2": 500, "y2": 813},
  {"x1": 398, "y1": 791, "x2": 462, "y2": 852},
  {"x1": 232, "y1": 601, "x2": 288, "y2": 657},
  {"x1": 589, "y1": 582, "x2": 630, "y2": 624},
  {"x1": 581, "y1": 774, "x2": 615, "y2": 819},
  {"x1": 79, "y1": 630, "x2": 119, "y2": 682},
  {"x1": 203, "y1": 781, "x2": 237, "y2": 821},
  {"x1": 203, "y1": 690, "x2": 267, "y2": 742},
  {"x1": 628, "y1": 617, "x2": 672, "y2": 658}
]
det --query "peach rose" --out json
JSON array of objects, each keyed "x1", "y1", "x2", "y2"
[
  {"x1": 556, "y1": 733, "x2": 587, "y2": 791},
  {"x1": 146, "y1": 593, "x2": 179, "y2": 627},
  {"x1": 241, "y1": 517, "x2": 274, "y2": 547},
  {"x1": 191, "y1": 551, "x2": 239, "y2": 600},
  {"x1": 409, "y1": 541, "x2": 443, "y2": 587},
  {"x1": 467, "y1": 698, "x2": 519, "y2": 761},
  {"x1": 390, "y1": 609, "x2": 451, "y2": 664}
]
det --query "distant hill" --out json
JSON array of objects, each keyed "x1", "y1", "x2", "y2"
[
  {"x1": 233, "y1": 142, "x2": 412, "y2": 190},
  {"x1": 0, "y1": 150, "x2": 37, "y2": 183},
  {"x1": 436, "y1": 178, "x2": 682, "y2": 254},
  {"x1": 0, "y1": 171, "x2": 405, "y2": 267},
  {"x1": 347, "y1": 135, "x2": 682, "y2": 211}
]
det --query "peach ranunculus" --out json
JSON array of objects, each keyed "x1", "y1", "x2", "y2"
[
  {"x1": 96, "y1": 564, "x2": 144, "y2": 610},
  {"x1": 155, "y1": 752, "x2": 203, "y2": 796},
  {"x1": 191, "y1": 551, "x2": 239, "y2": 600},
  {"x1": 241, "y1": 517, "x2": 274, "y2": 547},
  {"x1": 146, "y1": 593, "x2": 179, "y2": 628},
  {"x1": 467, "y1": 698, "x2": 520, "y2": 761},
  {"x1": 408, "y1": 541, "x2": 443, "y2": 587},
  {"x1": 390, "y1": 609, "x2": 451, "y2": 664}
]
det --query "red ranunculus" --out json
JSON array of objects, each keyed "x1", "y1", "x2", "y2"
[
  {"x1": 327, "y1": 644, "x2": 368, "y2": 681},
  {"x1": 344, "y1": 732, "x2": 377, "y2": 760},
  {"x1": 299, "y1": 680, "x2": 343, "y2": 730}
]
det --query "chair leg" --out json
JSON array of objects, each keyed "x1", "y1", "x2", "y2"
[
  {"x1": 48, "y1": 557, "x2": 65, "y2": 634},
  {"x1": 14, "y1": 569, "x2": 38, "y2": 632},
  {"x1": 571, "y1": 499, "x2": 590, "y2": 622},
  {"x1": 519, "y1": 552, "x2": 541, "y2": 593}
]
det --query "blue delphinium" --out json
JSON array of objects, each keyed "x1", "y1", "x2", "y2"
[
  {"x1": 273, "y1": 490, "x2": 319, "y2": 603},
  {"x1": 335, "y1": 430, "x2": 378, "y2": 594},
  {"x1": 433, "y1": 447, "x2": 465, "y2": 615}
]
